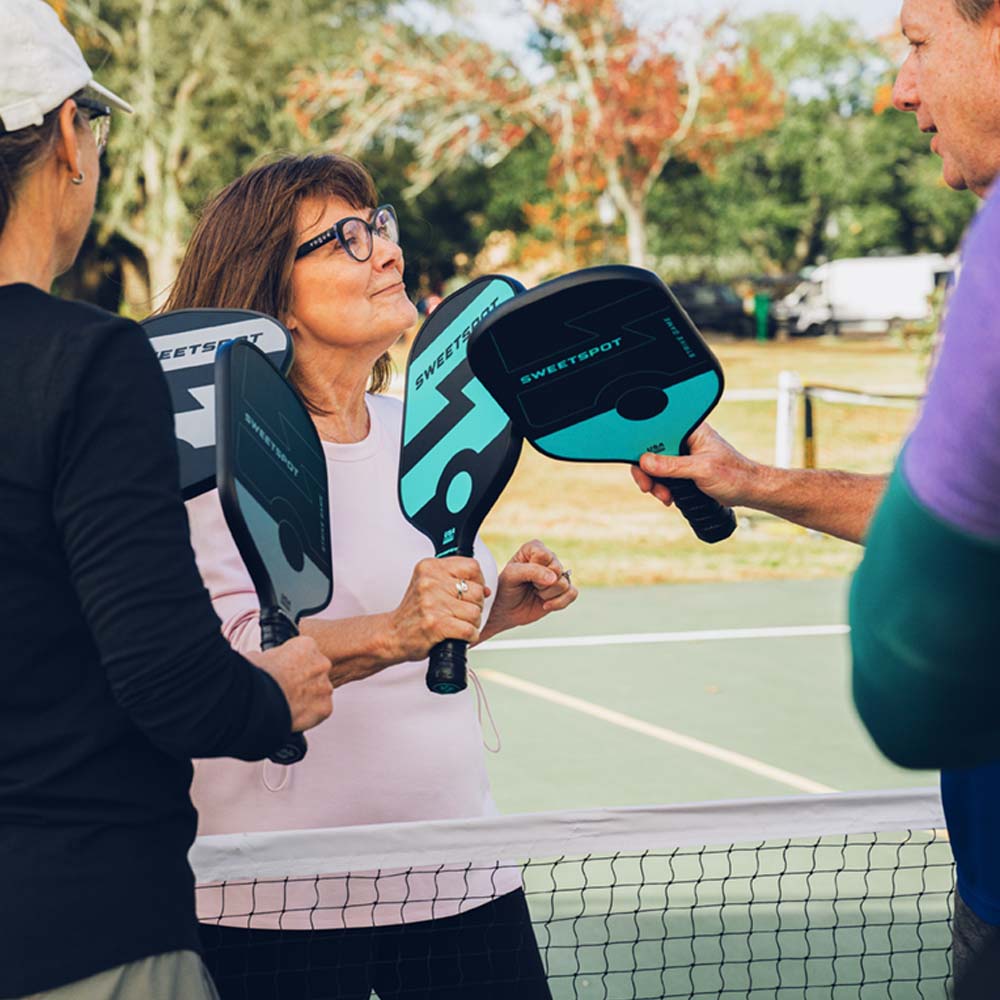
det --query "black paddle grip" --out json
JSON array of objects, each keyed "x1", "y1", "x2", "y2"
[
  {"x1": 261, "y1": 611, "x2": 309, "y2": 766},
  {"x1": 427, "y1": 639, "x2": 468, "y2": 695},
  {"x1": 658, "y1": 476, "x2": 737, "y2": 544}
]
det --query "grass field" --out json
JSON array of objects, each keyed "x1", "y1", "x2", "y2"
[{"x1": 456, "y1": 335, "x2": 927, "y2": 586}]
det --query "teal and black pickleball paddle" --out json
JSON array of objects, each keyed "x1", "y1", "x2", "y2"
[
  {"x1": 467, "y1": 265, "x2": 737, "y2": 544},
  {"x1": 398, "y1": 275, "x2": 525, "y2": 694},
  {"x1": 216, "y1": 339, "x2": 333, "y2": 764}
]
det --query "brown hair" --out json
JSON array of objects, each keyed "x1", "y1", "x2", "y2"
[
  {"x1": 0, "y1": 92, "x2": 86, "y2": 236},
  {"x1": 164, "y1": 153, "x2": 393, "y2": 399},
  {"x1": 955, "y1": 0, "x2": 994, "y2": 21}
]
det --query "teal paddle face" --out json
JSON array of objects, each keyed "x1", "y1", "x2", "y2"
[
  {"x1": 398, "y1": 275, "x2": 525, "y2": 558},
  {"x1": 467, "y1": 266, "x2": 723, "y2": 462}
]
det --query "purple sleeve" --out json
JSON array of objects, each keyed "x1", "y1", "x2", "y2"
[{"x1": 903, "y1": 192, "x2": 1000, "y2": 542}]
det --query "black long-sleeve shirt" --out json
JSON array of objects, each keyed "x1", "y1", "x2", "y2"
[{"x1": 0, "y1": 284, "x2": 292, "y2": 996}]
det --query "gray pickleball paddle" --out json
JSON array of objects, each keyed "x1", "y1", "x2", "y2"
[{"x1": 215, "y1": 339, "x2": 333, "y2": 764}]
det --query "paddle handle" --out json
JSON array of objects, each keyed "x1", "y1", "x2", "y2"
[
  {"x1": 261, "y1": 610, "x2": 309, "y2": 765},
  {"x1": 426, "y1": 639, "x2": 468, "y2": 695},
  {"x1": 655, "y1": 476, "x2": 737, "y2": 544}
]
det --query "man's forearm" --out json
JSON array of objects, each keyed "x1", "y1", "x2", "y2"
[{"x1": 747, "y1": 467, "x2": 888, "y2": 544}]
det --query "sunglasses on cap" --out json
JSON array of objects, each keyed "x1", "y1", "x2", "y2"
[{"x1": 76, "y1": 96, "x2": 111, "y2": 157}]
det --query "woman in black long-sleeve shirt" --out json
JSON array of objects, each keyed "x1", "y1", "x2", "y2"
[{"x1": 0, "y1": 4, "x2": 333, "y2": 998}]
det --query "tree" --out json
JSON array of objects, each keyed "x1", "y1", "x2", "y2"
[
  {"x1": 666, "y1": 13, "x2": 977, "y2": 276},
  {"x1": 292, "y1": 0, "x2": 783, "y2": 268},
  {"x1": 64, "y1": 0, "x2": 402, "y2": 311}
]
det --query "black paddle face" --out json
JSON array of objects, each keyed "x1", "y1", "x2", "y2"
[
  {"x1": 215, "y1": 339, "x2": 332, "y2": 625},
  {"x1": 468, "y1": 266, "x2": 723, "y2": 460},
  {"x1": 399, "y1": 275, "x2": 525, "y2": 558},
  {"x1": 467, "y1": 265, "x2": 736, "y2": 544},
  {"x1": 143, "y1": 309, "x2": 293, "y2": 500}
]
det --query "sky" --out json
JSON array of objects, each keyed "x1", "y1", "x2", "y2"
[
  {"x1": 628, "y1": 0, "x2": 902, "y2": 35},
  {"x1": 451, "y1": 0, "x2": 905, "y2": 52}
]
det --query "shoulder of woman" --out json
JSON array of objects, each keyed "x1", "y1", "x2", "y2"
[
  {"x1": 15, "y1": 289, "x2": 139, "y2": 344},
  {"x1": 366, "y1": 391, "x2": 404, "y2": 428},
  {"x1": 25, "y1": 296, "x2": 153, "y2": 392}
]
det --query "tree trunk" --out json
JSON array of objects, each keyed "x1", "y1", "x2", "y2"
[
  {"x1": 622, "y1": 198, "x2": 648, "y2": 268},
  {"x1": 120, "y1": 257, "x2": 151, "y2": 319},
  {"x1": 791, "y1": 195, "x2": 827, "y2": 273},
  {"x1": 146, "y1": 243, "x2": 181, "y2": 314}
]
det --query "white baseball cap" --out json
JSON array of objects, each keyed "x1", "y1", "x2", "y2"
[{"x1": 0, "y1": 0, "x2": 133, "y2": 133}]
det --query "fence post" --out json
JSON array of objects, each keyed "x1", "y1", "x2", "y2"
[{"x1": 775, "y1": 370, "x2": 801, "y2": 468}]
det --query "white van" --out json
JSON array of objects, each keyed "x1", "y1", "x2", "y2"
[{"x1": 775, "y1": 254, "x2": 953, "y2": 336}]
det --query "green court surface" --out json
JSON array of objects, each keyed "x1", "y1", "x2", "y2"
[
  {"x1": 470, "y1": 578, "x2": 951, "y2": 997},
  {"x1": 529, "y1": 833, "x2": 952, "y2": 998},
  {"x1": 474, "y1": 577, "x2": 935, "y2": 814}
]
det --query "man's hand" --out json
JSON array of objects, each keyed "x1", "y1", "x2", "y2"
[
  {"x1": 630, "y1": 422, "x2": 760, "y2": 508},
  {"x1": 630, "y1": 421, "x2": 885, "y2": 544},
  {"x1": 248, "y1": 637, "x2": 334, "y2": 733}
]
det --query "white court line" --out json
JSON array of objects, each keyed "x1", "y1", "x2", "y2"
[
  {"x1": 477, "y1": 668, "x2": 838, "y2": 796},
  {"x1": 476, "y1": 623, "x2": 850, "y2": 652}
]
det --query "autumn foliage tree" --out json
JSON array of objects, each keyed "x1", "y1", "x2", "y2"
[{"x1": 293, "y1": 0, "x2": 784, "y2": 267}]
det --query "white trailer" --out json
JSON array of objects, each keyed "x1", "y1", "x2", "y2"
[{"x1": 775, "y1": 254, "x2": 953, "y2": 336}]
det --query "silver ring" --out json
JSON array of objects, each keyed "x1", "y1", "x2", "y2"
[
  {"x1": 455, "y1": 580, "x2": 469, "y2": 600},
  {"x1": 560, "y1": 569, "x2": 572, "y2": 583}
]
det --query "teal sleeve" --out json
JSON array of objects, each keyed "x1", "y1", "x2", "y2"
[{"x1": 850, "y1": 462, "x2": 1000, "y2": 769}]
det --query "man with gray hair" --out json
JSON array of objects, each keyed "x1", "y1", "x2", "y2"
[{"x1": 633, "y1": 0, "x2": 1000, "y2": 994}]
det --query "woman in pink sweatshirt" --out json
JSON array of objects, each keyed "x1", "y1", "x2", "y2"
[{"x1": 166, "y1": 153, "x2": 578, "y2": 1000}]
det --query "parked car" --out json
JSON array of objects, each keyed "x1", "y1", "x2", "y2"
[
  {"x1": 774, "y1": 254, "x2": 953, "y2": 337},
  {"x1": 671, "y1": 282, "x2": 758, "y2": 338}
]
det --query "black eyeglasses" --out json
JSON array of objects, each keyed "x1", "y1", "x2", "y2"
[
  {"x1": 295, "y1": 204, "x2": 399, "y2": 262},
  {"x1": 76, "y1": 96, "x2": 111, "y2": 157}
]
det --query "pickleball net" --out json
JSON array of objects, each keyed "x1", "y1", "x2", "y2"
[{"x1": 191, "y1": 787, "x2": 953, "y2": 999}]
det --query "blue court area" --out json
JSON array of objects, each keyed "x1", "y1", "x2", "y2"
[{"x1": 475, "y1": 577, "x2": 934, "y2": 814}]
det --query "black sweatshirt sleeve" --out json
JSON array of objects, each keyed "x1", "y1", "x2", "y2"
[{"x1": 49, "y1": 315, "x2": 292, "y2": 760}]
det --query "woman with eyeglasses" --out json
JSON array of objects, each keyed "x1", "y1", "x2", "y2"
[
  {"x1": 0, "y1": 4, "x2": 336, "y2": 1000},
  {"x1": 168, "y1": 153, "x2": 578, "y2": 1000}
]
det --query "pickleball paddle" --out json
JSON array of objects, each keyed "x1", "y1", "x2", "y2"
[
  {"x1": 143, "y1": 309, "x2": 293, "y2": 500},
  {"x1": 398, "y1": 275, "x2": 526, "y2": 694},
  {"x1": 215, "y1": 339, "x2": 333, "y2": 764},
  {"x1": 467, "y1": 265, "x2": 736, "y2": 543}
]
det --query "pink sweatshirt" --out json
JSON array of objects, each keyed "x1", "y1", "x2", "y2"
[{"x1": 188, "y1": 393, "x2": 519, "y2": 928}]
